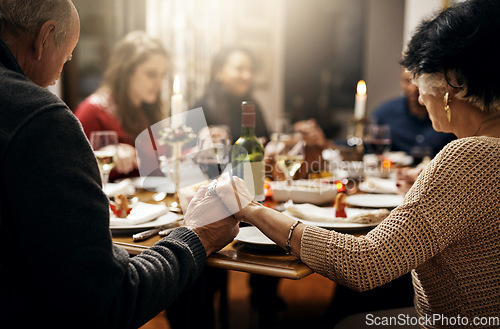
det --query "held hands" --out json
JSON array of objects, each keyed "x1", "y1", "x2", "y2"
[
  {"x1": 214, "y1": 176, "x2": 262, "y2": 222},
  {"x1": 183, "y1": 181, "x2": 240, "y2": 255}
]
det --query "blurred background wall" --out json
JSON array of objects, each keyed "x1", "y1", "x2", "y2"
[{"x1": 63, "y1": 0, "x2": 448, "y2": 140}]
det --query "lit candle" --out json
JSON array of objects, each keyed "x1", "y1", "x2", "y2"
[
  {"x1": 171, "y1": 74, "x2": 183, "y2": 128},
  {"x1": 354, "y1": 80, "x2": 367, "y2": 120}
]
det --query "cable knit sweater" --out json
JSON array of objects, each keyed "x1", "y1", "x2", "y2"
[{"x1": 301, "y1": 137, "x2": 500, "y2": 328}]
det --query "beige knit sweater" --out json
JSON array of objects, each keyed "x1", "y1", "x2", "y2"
[{"x1": 300, "y1": 137, "x2": 500, "y2": 328}]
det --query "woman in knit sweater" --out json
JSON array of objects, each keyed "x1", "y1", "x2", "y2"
[{"x1": 207, "y1": 0, "x2": 500, "y2": 327}]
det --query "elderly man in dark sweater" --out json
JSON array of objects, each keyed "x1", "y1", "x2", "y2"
[{"x1": 0, "y1": 1, "x2": 239, "y2": 328}]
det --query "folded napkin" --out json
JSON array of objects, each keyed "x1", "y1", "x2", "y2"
[
  {"x1": 104, "y1": 179, "x2": 136, "y2": 197},
  {"x1": 109, "y1": 202, "x2": 169, "y2": 226},
  {"x1": 360, "y1": 177, "x2": 398, "y2": 194},
  {"x1": 286, "y1": 203, "x2": 389, "y2": 224}
]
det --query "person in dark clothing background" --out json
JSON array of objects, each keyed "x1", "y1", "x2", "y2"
[
  {"x1": 191, "y1": 46, "x2": 270, "y2": 143},
  {"x1": 372, "y1": 69, "x2": 455, "y2": 163}
]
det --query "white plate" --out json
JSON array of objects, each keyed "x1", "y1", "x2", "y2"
[
  {"x1": 345, "y1": 194, "x2": 403, "y2": 208},
  {"x1": 104, "y1": 180, "x2": 136, "y2": 197},
  {"x1": 283, "y1": 208, "x2": 381, "y2": 230},
  {"x1": 110, "y1": 212, "x2": 181, "y2": 232},
  {"x1": 130, "y1": 176, "x2": 175, "y2": 193},
  {"x1": 386, "y1": 152, "x2": 413, "y2": 166},
  {"x1": 235, "y1": 226, "x2": 278, "y2": 248}
]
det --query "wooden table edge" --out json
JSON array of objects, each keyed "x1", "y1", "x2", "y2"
[{"x1": 113, "y1": 241, "x2": 313, "y2": 280}]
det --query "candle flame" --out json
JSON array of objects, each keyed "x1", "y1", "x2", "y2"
[
  {"x1": 173, "y1": 75, "x2": 180, "y2": 94},
  {"x1": 357, "y1": 80, "x2": 367, "y2": 96}
]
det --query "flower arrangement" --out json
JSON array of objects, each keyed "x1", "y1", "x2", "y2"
[{"x1": 158, "y1": 124, "x2": 197, "y2": 145}]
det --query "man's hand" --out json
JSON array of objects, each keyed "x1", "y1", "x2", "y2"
[{"x1": 183, "y1": 182, "x2": 240, "y2": 255}]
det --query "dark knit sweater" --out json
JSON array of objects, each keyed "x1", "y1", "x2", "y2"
[{"x1": 0, "y1": 39, "x2": 206, "y2": 329}]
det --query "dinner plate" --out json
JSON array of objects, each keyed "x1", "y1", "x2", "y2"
[
  {"x1": 130, "y1": 176, "x2": 175, "y2": 193},
  {"x1": 345, "y1": 194, "x2": 403, "y2": 208},
  {"x1": 283, "y1": 208, "x2": 381, "y2": 230},
  {"x1": 235, "y1": 226, "x2": 281, "y2": 251},
  {"x1": 110, "y1": 212, "x2": 181, "y2": 233}
]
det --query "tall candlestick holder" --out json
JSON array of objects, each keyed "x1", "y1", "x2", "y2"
[
  {"x1": 346, "y1": 116, "x2": 367, "y2": 161},
  {"x1": 158, "y1": 124, "x2": 196, "y2": 212}
]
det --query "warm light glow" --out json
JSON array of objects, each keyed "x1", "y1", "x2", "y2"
[
  {"x1": 173, "y1": 75, "x2": 181, "y2": 94},
  {"x1": 335, "y1": 181, "x2": 346, "y2": 192},
  {"x1": 357, "y1": 80, "x2": 366, "y2": 96},
  {"x1": 382, "y1": 158, "x2": 392, "y2": 169}
]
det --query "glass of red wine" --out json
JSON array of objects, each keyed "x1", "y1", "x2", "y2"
[
  {"x1": 364, "y1": 124, "x2": 392, "y2": 163},
  {"x1": 195, "y1": 126, "x2": 232, "y2": 180}
]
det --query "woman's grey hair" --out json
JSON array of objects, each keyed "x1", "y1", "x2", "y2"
[{"x1": 0, "y1": 0, "x2": 74, "y2": 47}]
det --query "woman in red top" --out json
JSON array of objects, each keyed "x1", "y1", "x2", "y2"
[{"x1": 75, "y1": 31, "x2": 170, "y2": 181}]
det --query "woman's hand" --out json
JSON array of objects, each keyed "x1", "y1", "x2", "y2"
[
  {"x1": 115, "y1": 143, "x2": 138, "y2": 174},
  {"x1": 215, "y1": 176, "x2": 261, "y2": 223}
]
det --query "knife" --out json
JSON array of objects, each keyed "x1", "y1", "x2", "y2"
[{"x1": 132, "y1": 224, "x2": 177, "y2": 242}]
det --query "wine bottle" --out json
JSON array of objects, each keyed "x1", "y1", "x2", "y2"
[{"x1": 231, "y1": 101, "x2": 265, "y2": 202}]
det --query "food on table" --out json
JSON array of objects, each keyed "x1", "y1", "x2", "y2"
[{"x1": 110, "y1": 193, "x2": 132, "y2": 218}]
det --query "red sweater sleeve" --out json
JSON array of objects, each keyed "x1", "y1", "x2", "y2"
[{"x1": 74, "y1": 97, "x2": 132, "y2": 145}]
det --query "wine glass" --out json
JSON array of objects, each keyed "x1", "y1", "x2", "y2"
[
  {"x1": 195, "y1": 126, "x2": 232, "y2": 180},
  {"x1": 364, "y1": 124, "x2": 392, "y2": 161},
  {"x1": 274, "y1": 132, "x2": 305, "y2": 207},
  {"x1": 90, "y1": 131, "x2": 118, "y2": 188}
]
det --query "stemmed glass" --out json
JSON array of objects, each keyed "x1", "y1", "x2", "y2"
[
  {"x1": 90, "y1": 131, "x2": 118, "y2": 188},
  {"x1": 195, "y1": 126, "x2": 232, "y2": 180},
  {"x1": 364, "y1": 124, "x2": 391, "y2": 160},
  {"x1": 274, "y1": 132, "x2": 305, "y2": 207}
]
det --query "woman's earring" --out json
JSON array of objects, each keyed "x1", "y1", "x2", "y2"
[{"x1": 443, "y1": 92, "x2": 452, "y2": 122}]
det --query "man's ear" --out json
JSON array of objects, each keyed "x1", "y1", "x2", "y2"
[{"x1": 32, "y1": 20, "x2": 57, "y2": 61}]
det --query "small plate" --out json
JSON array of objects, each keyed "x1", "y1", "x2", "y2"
[
  {"x1": 235, "y1": 226, "x2": 282, "y2": 251},
  {"x1": 104, "y1": 180, "x2": 136, "y2": 197},
  {"x1": 345, "y1": 194, "x2": 403, "y2": 208},
  {"x1": 110, "y1": 212, "x2": 181, "y2": 234},
  {"x1": 130, "y1": 176, "x2": 175, "y2": 193}
]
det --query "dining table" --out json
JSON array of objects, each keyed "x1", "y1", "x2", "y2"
[
  {"x1": 111, "y1": 190, "x2": 315, "y2": 280},
  {"x1": 111, "y1": 171, "x2": 401, "y2": 280}
]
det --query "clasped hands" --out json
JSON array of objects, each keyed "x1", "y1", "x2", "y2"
[{"x1": 183, "y1": 176, "x2": 259, "y2": 255}]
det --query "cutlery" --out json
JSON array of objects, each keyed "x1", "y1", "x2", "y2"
[{"x1": 132, "y1": 223, "x2": 177, "y2": 242}]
